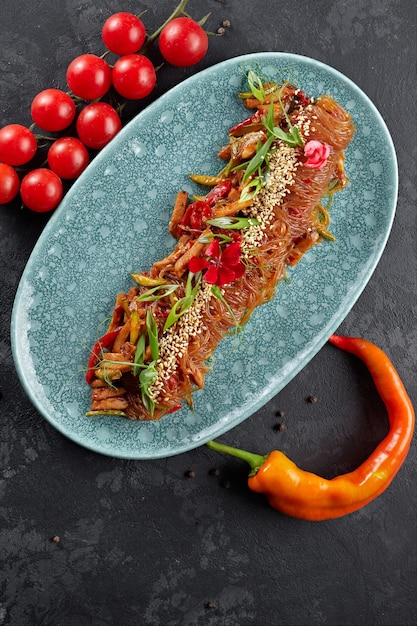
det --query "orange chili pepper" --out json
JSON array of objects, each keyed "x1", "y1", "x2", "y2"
[{"x1": 207, "y1": 334, "x2": 415, "y2": 521}]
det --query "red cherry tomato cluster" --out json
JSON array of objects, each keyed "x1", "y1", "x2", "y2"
[{"x1": 0, "y1": 2, "x2": 211, "y2": 212}]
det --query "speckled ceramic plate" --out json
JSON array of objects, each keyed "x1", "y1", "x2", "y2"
[{"x1": 11, "y1": 53, "x2": 397, "y2": 459}]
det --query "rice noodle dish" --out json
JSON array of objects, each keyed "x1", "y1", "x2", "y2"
[{"x1": 85, "y1": 69, "x2": 355, "y2": 421}]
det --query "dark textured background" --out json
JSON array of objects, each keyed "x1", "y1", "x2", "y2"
[{"x1": 1, "y1": 1, "x2": 416, "y2": 625}]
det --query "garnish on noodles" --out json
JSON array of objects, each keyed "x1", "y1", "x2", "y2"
[{"x1": 85, "y1": 69, "x2": 355, "y2": 421}]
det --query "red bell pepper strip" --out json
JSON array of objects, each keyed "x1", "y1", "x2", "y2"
[
  {"x1": 228, "y1": 110, "x2": 263, "y2": 135},
  {"x1": 204, "y1": 180, "x2": 232, "y2": 206},
  {"x1": 85, "y1": 327, "x2": 122, "y2": 383},
  {"x1": 179, "y1": 200, "x2": 212, "y2": 232},
  {"x1": 167, "y1": 404, "x2": 183, "y2": 414}
]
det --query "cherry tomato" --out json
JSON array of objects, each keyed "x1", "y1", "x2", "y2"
[
  {"x1": 102, "y1": 12, "x2": 146, "y2": 55},
  {"x1": 0, "y1": 124, "x2": 37, "y2": 166},
  {"x1": 20, "y1": 169, "x2": 63, "y2": 213},
  {"x1": 66, "y1": 54, "x2": 112, "y2": 100},
  {"x1": 76, "y1": 102, "x2": 122, "y2": 150},
  {"x1": 0, "y1": 163, "x2": 20, "y2": 204},
  {"x1": 31, "y1": 89, "x2": 76, "y2": 132},
  {"x1": 159, "y1": 17, "x2": 208, "y2": 67},
  {"x1": 48, "y1": 137, "x2": 89, "y2": 179},
  {"x1": 112, "y1": 54, "x2": 156, "y2": 100}
]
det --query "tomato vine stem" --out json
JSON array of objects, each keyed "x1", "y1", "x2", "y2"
[{"x1": 141, "y1": 0, "x2": 189, "y2": 52}]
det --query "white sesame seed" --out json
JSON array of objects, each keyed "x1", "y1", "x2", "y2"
[
  {"x1": 148, "y1": 281, "x2": 213, "y2": 400},
  {"x1": 148, "y1": 138, "x2": 301, "y2": 400},
  {"x1": 241, "y1": 140, "x2": 300, "y2": 259}
]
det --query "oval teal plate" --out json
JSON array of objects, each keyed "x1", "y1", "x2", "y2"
[{"x1": 11, "y1": 53, "x2": 397, "y2": 459}]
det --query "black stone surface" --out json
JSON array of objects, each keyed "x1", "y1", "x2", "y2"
[{"x1": 1, "y1": 1, "x2": 416, "y2": 624}]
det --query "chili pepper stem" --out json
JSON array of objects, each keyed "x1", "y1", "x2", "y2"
[{"x1": 206, "y1": 440, "x2": 267, "y2": 476}]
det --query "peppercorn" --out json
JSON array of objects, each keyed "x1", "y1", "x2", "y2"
[{"x1": 273, "y1": 423, "x2": 286, "y2": 432}]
